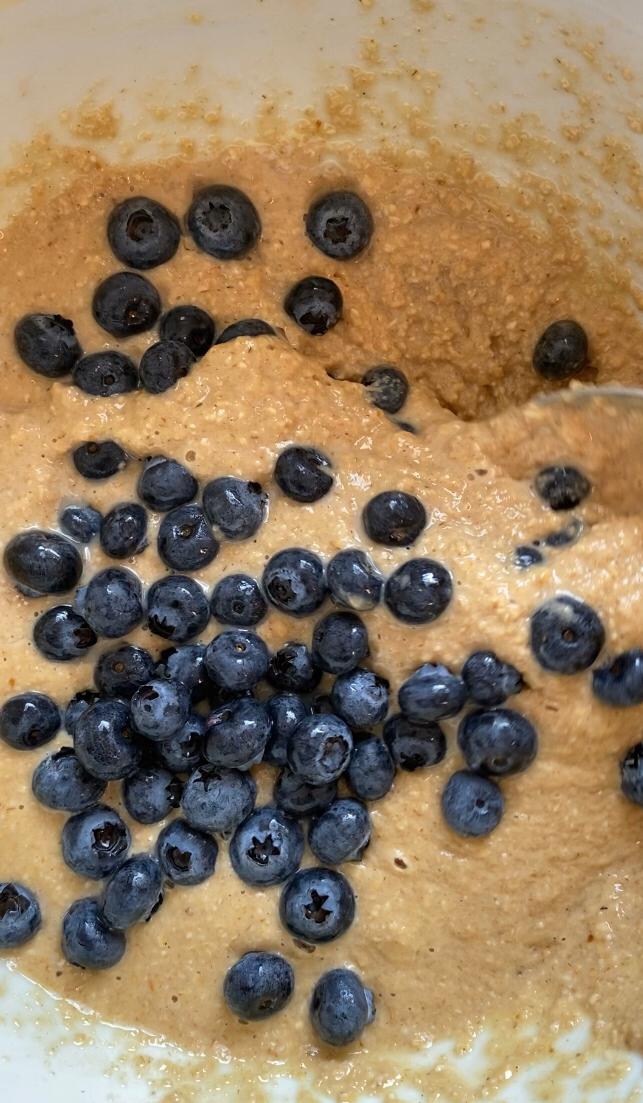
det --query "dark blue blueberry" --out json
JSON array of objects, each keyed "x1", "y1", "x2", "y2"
[
  {"x1": 107, "y1": 197, "x2": 180, "y2": 270},
  {"x1": 92, "y1": 271, "x2": 161, "y2": 338},
  {"x1": 102, "y1": 854, "x2": 164, "y2": 929},
  {"x1": 3, "y1": 529, "x2": 82, "y2": 597},
  {"x1": 284, "y1": 276, "x2": 343, "y2": 336},
  {"x1": 263, "y1": 547, "x2": 327, "y2": 617},
  {"x1": 458, "y1": 708, "x2": 537, "y2": 777},
  {"x1": 394, "y1": 418, "x2": 418, "y2": 434},
  {"x1": 62, "y1": 897, "x2": 125, "y2": 969},
  {"x1": 181, "y1": 764, "x2": 256, "y2": 834},
  {"x1": 312, "y1": 611, "x2": 369, "y2": 675},
  {"x1": 593, "y1": 649, "x2": 643, "y2": 708},
  {"x1": 100, "y1": 502, "x2": 148, "y2": 559},
  {"x1": 384, "y1": 557, "x2": 453, "y2": 624},
  {"x1": 309, "y1": 799, "x2": 371, "y2": 865},
  {"x1": 202, "y1": 476, "x2": 267, "y2": 540},
  {"x1": 264, "y1": 694, "x2": 311, "y2": 768},
  {"x1": 310, "y1": 968, "x2": 375, "y2": 1046},
  {"x1": 280, "y1": 867, "x2": 355, "y2": 945},
  {"x1": 123, "y1": 764, "x2": 182, "y2": 824},
  {"x1": 383, "y1": 713, "x2": 445, "y2": 772},
  {"x1": 347, "y1": 737, "x2": 395, "y2": 801},
  {"x1": 64, "y1": 690, "x2": 100, "y2": 736},
  {"x1": 534, "y1": 465, "x2": 591, "y2": 511},
  {"x1": 77, "y1": 567, "x2": 144, "y2": 638},
  {"x1": 137, "y1": 456, "x2": 198, "y2": 512},
  {"x1": 0, "y1": 882, "x2": 42, "y2": 948},
  {"x1": 530, "y1": 594, "x2": 605, "y2": 674},
  {"x1": 514, "y1": 544, "x2": 544, "y2": 569},
  {"x1": 362, "y1": 365, "x2": 408, "y2": 414},
  {"x1": 288, "y1": 714, "x2": 353, "y2": 785},
  {"x1": 187, "y1": 185, "x2": 261, "y2": 260},
  {"x1": 147, "y1": 575, "x2": 210, "y2": 643},
  {"x1": 331, "y1": 667, "x2": 389, "y2": 730},
  {"x1": 130, "y1": 678, "x2": 190, "y2": 742},
  {"x1": 62, "y1": 804, "x2": 130, "y2": 879},
  {"x1": 74, "y1": 698, "x2": 142, "y2": 780},
  {"x1": 532, "y1": 319, "x2": 588, "y2": 381},
  {"x1": 59, "y1": 504, "x2": 102, "y2": 544},
  {"x1": 462, "y1": 650, "x2": 523, "y2": 707},
  {"x1": 224, "y1": 951, "x2": 294, "y2": 1021},
  {"x1": 72, "y1": 439, "x2": 128, "y2": 480},
  {"x1": 211, "y1": 573, "x2": 266, "y2": 627},
  {"x1": 32, "y1": 747, "x2": 106, "y2": 811},
  {"x1": 159, "y1": 304, "x2": 216, "y2": 357},
  {"x1": 267, "y1": 641, "x2": 321, "y2": 693},
  {"x1": 14, "y1": 313, "x2": 81, "y2": 378},
  {"x1": 205, "y1": 629, "x2": 269, "y2": 693},
  {"x1": 274, "y1": 446, "x2": 333, "y2": 503},
  {"x1": 139, "y1": 339, "x2": 195, "y2": 394},
  {"x1": 327, "y1": 548, "x2": 383, "y2": 612},
  {"x1": 157, "y1": 712, "x2": 206, "y2": 773},
  {"x1": 229, "y1": 804, "x2": 304, "y2": 886},
  {"x1": 156, "y1": 818, "x2": 218, "y2": 885},
  {"x1": 156, "y1": 644, "x2": 208, "y2": 701},
  {"x1": 216, "y1": 318, "x2": 274, "y2": 344},
  {"x1": 305, "y1": 191, "x2": 373, "y2": 260},
  {"x1": 205, "y1": 697, "x2": 271, "y2": 770},
  {"x1": 73, "y1": 351, "x2": 139, "y2": 397},
  {"x1": 621, "y1": 743, "x2": 643, "y2": 806},
  {"x1": 0, "y1": 692, "x2": 60, "y2": 751},
  {"x1": 441, "y1": 770, "x2": 504, "y2": 837},
  {"x1": 398, "y1": 662, "x2": 466, "y2": 722},
  {"x1": 34, "y1": 606, "x2": 97, "y2": 662},
  {"x1": 543, "y1": 517, "x2": 583, "y2": 549},
  {"x1": 158, "y1": 504, "x2": 218, "y2": 572},
  {"x1": 363, "y1": 490, "x2": 426, "y2": 548},
  {"x1": 94, "y1": 644, "x2": 155, "y2": 699},
  {"x1": 273, "y1": 769, "x2": 337, "y2": 819}
]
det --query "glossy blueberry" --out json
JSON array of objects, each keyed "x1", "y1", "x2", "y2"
[
  {"x1": 156, "y1": 818, "x2": 218, "y2": 886},
  {"x1": 362, "y1": 365, "x2": 408, "y2": 414},
  {"x1": 288, "y1": 714, "x2": 353, "y2": 785},
  {"x1": 593, "y1": 649, "x2": 643, "y2": 708},
  {"x1": 64, "y1": 690, "x2": 100, "y2": 736},
  {"x1": 398, "y1": 662, "x2": 466, "y2": 722},
  {"x1": 159, "y1": 304, "x2": 216, "y2": 357},
  {"x1": 100, "y1": 502, "x2": 148, "y2": 559},
  {"x1": 202, "y1": 477, "x2": 267, "y2": 541},
  {"x1": 441, "y1": 770, "x2": 504, "y2": 837},
  {"x1": 384, "y1": 557, "x2": 453, "y2": 624},
  {"x1": 532, "y1": 319, "x2": 588, "y2": 381},
  {"x1": 216, "y1": 318, "x2": 274, "y2": 344},
  {"x1": 157, "y1": 712, "x2": 206, "y2": 773},
  {"x1": 211, "y1": 573, "x2": 266, "y2": 627},
  {"x1": 137, "y1": 456, "x2": 198, "y2": 512},
  {"x1": 310, "y1": 968, "x2": 375, "y2": 1047},
  {"x1": 205, "y1": 629, "x2": 270, "y2": 692},
  {"x1": 62, "y1": 804, "x2": 130, "y2": 879},
  {"x1": 309, "y1": 799, "x2": 371, "y2": 865},
  {"x1": 77, "y1": 567, "x2": 144, "y2": 639},
  {"x1": 530, "y1": 594, "x2": 605, "y2": 674},
  {"x1": 62, "y1": 897, "x2": 125, "y2": 970},
  {"x1": 74, "y1": 699, "x2": 142, "y2": 781},
  {"x1": 102, "y1": 854, "x2": 164, "y2": 929},
  {"x1": 181, "y1": 764, "x2": 256, "y2": 834},
  {"x1": 139, "y1": 339, "x2": 195, "y2": 394},
  {"x1": 462, "y1": 650, "x2": 523, "y2": 707},
  {"x1": 544, "y1": 517, "x2": 583, "y2": 549},
  {"x1": 1, "y1": 692, "x2": 60, "y2": 751},
  {"x1": 34, "y1": 606, "x2": 97, "y2": 662},
  {"x1": 157, "y1": 504, "x2": 218, "y2": 572},
  {"x1": 130, "y1": 678, "x2": 190, "y2": 742},
  {"x1": 621, "y1": 743, "x2": 643, "y2": 806},
  {"x1": 32, "y1": 747, "x2": 106, "y2": 812},
  {"x1": 0, "y1": 882, "x2": 42, "y2": 948},
  {"x1": 347, "y1": 737, "x2": 395, "y2": 801},
  {"x1": 311, "y1": 611, "x2": 369, "y2": 675},
  {"x1": 363, "y1": 490, "x2": 426, "y2": 548},
  {"x1": 94, "y1": 644, "x2": 155, "y2": 699},
  {"x1": 59, "y1": 504, "x2": 102, "y2": 544},
  {"x1": 383, "y1": 713, "x2": 446, "y2": 772},
  {"x1": 305, "y1": 191, "x2": 373, "y2": 260},
  {"x1": 187, "y1": 185, "x2": 261, "y2": 260},
  {"x1": 229, "y1": 805, "x2": 304, "y2": 886},
  {"x1": 458, "y1": 708, "x2": 537, "y2": 777},
  {"x1": 157, "y1": 644, "x2": 209, "y2": 701},
  {"x1": 72, "y1": 440, "x2": 128, "y2": 480},
  {"x1": 4, "y1": 528, "x2": 82, "y2": 596},
  {"x1": 92, "y1": 271, "x2": 161, "y2": 338},
  {"x1": 534, "y1": 465, "x2": 591, "y2": 511},
  {"x1": 14, "y1": 312, "x2": 81, "y2": 378},
  {"x1": 514, "y1": 544, "x2": 544, "y2": 569},
  {"x1": 264, "y1": 694, "x2": 311, "y2": 768},
  {"x1": 327, "y1": 548, "x2": 383, "y2": 612},
  {"x1": 280, "y1": 867, "x2": 355, "y2": 945},
  {"x1": 147, "y1": 575, "x2": 210, "y2": 643},
  {"x1": 123, "y1": 765, "x2": 182, "y2": 824},
  {"x1": 204, "y1": 697, "x2": 271, "y2": 771},
  {"x1": 284, "y1": 276, "x2": 343, "y2": 336},
  {"x1": 107, "y1": 196, "x2": 180, "y2": 270},
  {"x1": 73, "y1": 351, "x2": 139, "y2": 397},
  {"x1": 274, "y1": 446, "x2": 333, "y2": 503},
  {"x1": 267, "y1": 641, "x2": 321, "y2": 693},
  {"x1": 262, "y1": 547, "x2": 327, "y2": 617},
  {"x1": 224, "y1": 951, "x2": 294, "y2": 1021},
  {"x1": 273, "y1": 769, "x2": 337, "y2": 819},
  {"x1": 331, "y1": 667, "x2": 389, "y2": 730}
]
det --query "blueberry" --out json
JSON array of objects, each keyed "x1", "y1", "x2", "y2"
[
  {"x1": 279, "y1": 867, "x2": 355, "y2": 945},
  {"x1": 383, "y1": 714, "x2": 446, "y2": 771},
  {"x1": 309, "y1": 799, "x2": 371, "y2": 865},
  {"x1": 534, "y1": 464, "x2": 591, "y2": 511},
  {"x1": 157, "y1": 712, "x2": 206, "y2": 773},
  {"x1": 264, "y1": 694, "x2": 311, "y2": 768},
  {"x1": 62, "y1": 897, "x2": 125, "y2": 969},
  {"x1": 362, "y1": 366, "x2": 408, "y2": 413},
  {"x1": 0, "y1": 882, "x2": 42, "y2": 948},
  {"x1": 72, "y1": 440, "x2": 128, "y2": 481},
  {"x1": 77, "y1": 567, "x2": 144, "y2": 638},
  {"x1": 159, "y1": 304, "x2": 216, "y2": 357},
  {"x1": 34, "y1": 606, "x2": 97, "y2": 662},
  {"x1": 458, "y1": 708, "x2": 537, "y2": 777},
  {"x1": 211, "y1": 573, "x2": 266, "y2": 627},
  {"x1": 288, "y1": 714, "x2": 353, "y2": 784},
  {"x1": 462, "y1": 650, "x2": 523, "y2": 707},
  {"x1": 441, "y1": 770, "x2": 504, "y2": 837},
  {"x1": 102, "y1": 854, "x2": 164, "y2": 929},
  {"x1": 533, "y1": 319, "x2": 588, "y2": 381},
  {"x1": 3, "y1": 529, "x2": 82, "y2": 596},
  {"x1": 327, "y1": 548, "x2": 383, "y2": 612},
  {"x1": 32, "y1": 747, "x2": 106, "y2": 811},
  {"x1": 384, "y1": 557, "x2": 453, "y2": 624},
  {"x1": 92, "y1": 271, "x2": 161, "y2": 338},
  {"x1": 156, "y1": 644, "x2": 208, "y2": 701},
  {"x1": 262, "y1": 547, "x2": 327, "y2": 616},
  {"x1": 181, "y1": 764, "x2": 256, "y2": 834},
  {"x1": 229, "y1": 805, "x2": 304, "y2": 886},
  {"x1": 544, "y1": 517, "x2": 583, "y2": 549},
  {"x1": 621, "y1": 743, "x2": 643, "y2": 806},
  {"x1": 514, "y1": 544, "x2": 544, "y2": 569},
  {"x1": 347, "y1": 737, "x2": 395, "y2": 801},
  {"x1": 310, "y1": 968, "x2": 375, "y2": 1047},
  {"x1": 100, "y1": 502, "x2": 148, "y2": 559},
  {"x1": 274, "y1": 446, "x2": 333, "y2": 503},
  {"x1": 14, "y1": 313, "x2": 82, "y2": 378},
  {"x1": 1, "y1": 691, "x2": 60, "y2": 751},
  {"x1": 62, "y1": 804, "x2": 130, "y2": 879},
  {"x1": 64, "y1": 690, "x2": 100, "y2": 736},
  {"x1": 273, "y1": 769, "x2": 337, "y2": 819},
  {"x1": 205, "y1": 697, "x2": 271, "y2": 770},
  {"x1": 363, "y1": 490, "x2": 426, "y2": 547},
  {"x1": 59, "y1": 504, "x2": 102, "y2": 544},
  {"x1": 284, "y1": 276, "x2": 343, "y2": 336},
  {"x1": 267, "y1": 641, "x2": 321, "y2": 693},
  {"x1": 137, "y1": 456, "x2": 198, "y2": 512},
  {"x1": 205, "y1": 629, "x2": 270, "y2": 692},
  {"x1": 202, "y1": 477, "x2": 267, "y2": 540},
  {"x1": 158, "y1": 504, "x2": 218, "y2": 572},
  {"x1": 331, "y1": 667, "x2": 389, "y2": 729},
  {"x1": 398, "y1": 662, "x2": 466, "y2": 721},
  {"x1": 187, "y1": 185, "x2": 261, "y2": 260},
  {"x1": 311, "y1": 611, "x2": 369, "y2": 675},
  {"x1": 593, "y1": 649, "x2": 643, "y2": 708},
  {"x1": 530, "y1": 594, "x2": 605, "y2": 674},
  {"x1": 94, "y1": 644, "x2": 155, "y2": 699},
  {"x1": 74, "y1": 699, "x2": 142, "y2": 780},
  {"x1": 123, "y1": 764, "x2": 182, "y2": 824},
  {"x1": 73, "y1": 351, "x2": 139, "y2": 397},
  {"x1": 305, "y1": 191, "x2": 373, "y2": 260},
  {"x1": 224, "y1": 951, "x2": 294, "y2": 1021},
  {"x1": 147, "y1": 575, "x2": 210, "y2": 643},
  {"x1": 139, "y1": 339, "x2": 195, "y2": 395},
  {"x1": 157, "y1": 818, "x2": 218, "y2": 885},
  {"x1": 216, "y1": 318, "x2": 275, "y2": 344},
  {"x1": 130, "y1": 678, "x2": 190, "y2": 742},
  {"x1": 107, "y1": 197, "x2": 180, "y2": 270}
]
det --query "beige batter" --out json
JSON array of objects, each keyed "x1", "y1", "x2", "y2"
[{"x1": 0, "y1": 140, "x2": 642, "y2": 1098}]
